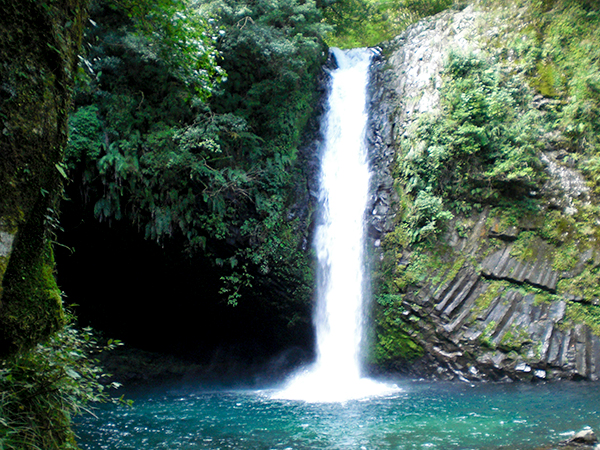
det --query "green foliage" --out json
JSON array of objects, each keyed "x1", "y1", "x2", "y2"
[
  {"x1": 500, "y1": 1, "x2": 600, "y2": 185},
  {"x1": 566, "y1": 301, "x2": 600, "y2": 337},
  {"x1": 509, "y1": 231, "x2": 539, "y2": 262},
  {"x1": 478, "y1": 320, "x2": 497, "y2": 349},
  {"x1": 558, "y1": 267, "x2": 600, "y2": 305},
  {"x1": 108, "y1": 0, "x2": 225, "y2": 98},
  {"x1": 497, "y1": 323, "x2": 530, "y2": 352},
  {"x1": 391, "y1": 251, "x2": 431, "y2": 291},
  {"x1": 322, "y1": 0, "x2": 454, "y2": 48},
  {"x1": 405, "y1": 189, "x2": 454, "y2": 243},
  {"x1": 434, "y1": 255, "x2": 466, "y2": 296},
  {"x1": 0, "y1": 318, "x2": 126, "y2": 450},
  {"x1": 551, "y1": 240, "x2": 580, "y2": 272},
  {"x1": 376, "y1": 233, "x2": 453, "y2": 301},
  {"x1": 66, "y1": 105, "x2": 103, "y2": 168},
  {"x1": 471, "y1": 280, "x2": 505, "y2": 319},
  {"x1": 370, "y1": 294, "x2": 424, "y2": 367},
  {"x1": 67, "y1": 0, "x2": 324, "y2": 308},
  {"x1": 218, "y1": 263, "x2": 253, "y2": 306},
  {"x1": 205, "y1": 0, "x2": 329, "y2": 150},
  {"x1": 531, "y1": 1, "x2": 600, "y2": 155},
  {"x1": 398, "y1": 52, "x2": 545, "y2": 243}
]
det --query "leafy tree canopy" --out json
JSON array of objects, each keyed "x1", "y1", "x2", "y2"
[
  {"x1": 66, "y1": 0, "x2": 323, "y2": 308},
  {"x1": 321, "y1": 0, "x2": 454, "y2": 48},
  {"x1": 107, "y1": 0, "x2": 226, "y2": 98}
]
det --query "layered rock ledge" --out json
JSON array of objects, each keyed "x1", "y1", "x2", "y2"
[{"x1": 366, "y1": 3, "x2": 600, "y2": 381}]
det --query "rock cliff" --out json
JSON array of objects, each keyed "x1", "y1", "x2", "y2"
[{"x1": 367, "y1": 3, "x2": 600, "y2": 381}]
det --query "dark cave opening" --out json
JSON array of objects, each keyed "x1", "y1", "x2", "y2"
[{"x1": 55, "y1": 194, "x2": 315, "y2": 378}]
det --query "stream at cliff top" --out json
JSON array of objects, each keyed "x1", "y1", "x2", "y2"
[{"x1": 76, "y1": 380, "x2": 600, "y2": 449}]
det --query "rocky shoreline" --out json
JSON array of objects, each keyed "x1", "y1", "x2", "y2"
[{"x1": 536, "y1": 427, "x2": 599, "y2": 450}]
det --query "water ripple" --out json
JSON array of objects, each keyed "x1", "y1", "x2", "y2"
[{"x1": 77, "y1": 381, "x2": 600, "y2": 450}]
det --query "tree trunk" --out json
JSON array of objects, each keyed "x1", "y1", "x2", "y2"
[{"x1": 0, "y1": 0, "x2": 89, "y2": 356}]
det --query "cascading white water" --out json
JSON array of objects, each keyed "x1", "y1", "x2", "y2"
[
  {"x1": 312, "y1": 47, "x2": 372, "y2": 384},
  {"x1": 274, "y1": 48, "x2": 396, "y2": 403}
]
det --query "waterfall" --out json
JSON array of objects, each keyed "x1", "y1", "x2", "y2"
[
  {"x1": 274, "y1": 48, "x2": 395, "y2": 403},
  {"x1": 312, "y1": 47, "x2": 372, "y2": 383}
]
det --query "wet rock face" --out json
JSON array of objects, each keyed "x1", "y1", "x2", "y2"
[
  {"x1": 366, "y1": 6, "x2": 483, "y2": 241},
  {"x1": 540, "y1": 151, "x2": 591, "y2": 215},
  {"x1": 386, "y1": 5, "x2": 482, "y2": 125},
  {"x1": 558, "y1": 428, "x2": 599, "y2": 449},
  {"x1": 366, "y1": 49, "x2": 399, "y2": 241},
  {"x1": 366, "y1": 5, "x2": 485, "y2": 243},
  {"x1": 376, "y1": 209, "x2": 600, "y2": 382},
  {"x1": 367, "y1": 5, "x2": 600, "y2": 381},
  {"x1": 481, "y1": 245, "x2": 559, "y2": 292}
]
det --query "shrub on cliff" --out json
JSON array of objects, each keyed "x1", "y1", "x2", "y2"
[{"x1": 399, "y1": 52, "x2": 545, "y2": 242}]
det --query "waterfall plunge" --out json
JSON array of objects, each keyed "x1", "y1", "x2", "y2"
[{"x1": 274, "y1": 48, "x2": 396, "y2": 403}]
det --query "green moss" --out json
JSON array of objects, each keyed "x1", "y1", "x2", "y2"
[
  {"x1": 0, "y1": 255, "x2": 7, "y2": 285},
  {"x1": 392, "y1": 249, "x2": 446, "y2": 292},
  {"x1": 479, "y1": 320, "x2": 497, "y2": 349},
  {"x1": 486, "y1": 207, "x2": 519, "y2": 231},
  {"x1": 557, "y1": 267, "x2": 600, "y2": 301},
  {"x1": 0, "y1": 0, "x2": 88, "y2": 356},
  {"x1": 551, "y1": 241, "x2": 580, "y2": 272},
  {"x1": 471, "y1": 280, "x2": 508, "y2": 319},
  {"x1": 369, "y1": 294, "x2": 425, "y2": 368},
  {"x1": 538, "y1": 204, "x2": 600, "y2": 274},
  {"x1": 532, "y1": 289, "x2": 556, "y2": 305},
  {"x1": 433, "y1": 255, "x2": 466, "y2": 297},
  {"x1": 539, "y1": 210, "x2": 576, "y2": 245},
  {"x1": 372, "y1": 328, "x2": 425, "y2": 365},
  {"x1": 0, "y1": 226, "x2": 65, "y2": 355},
  {"x1": 565, "y1": 302, "x2": 600, "y2": 336},
  {"x1": 532, "y1": 60, "x2": 560, "y2": 98},
  {"x1": 509, "y1": 231, "x2": 539, "y2": 262},
  {"x1": 498, "y1": 323, "x2": 530, "y2": 352}
]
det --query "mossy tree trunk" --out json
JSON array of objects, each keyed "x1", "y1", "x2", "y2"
[{"x1": 0, "y1": 0, "x2": 88, "y2": 356}]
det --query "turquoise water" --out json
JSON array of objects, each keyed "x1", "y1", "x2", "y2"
[{"x1": 76, "y1": 380, "x2": 600, "y2": 449}]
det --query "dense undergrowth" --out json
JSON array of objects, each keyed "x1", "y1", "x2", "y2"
[
  {"x1": 399, "y1": 51, "x2": 545, "y2": 244},
  {"x1": 0, "y1": 317, "x2": 126, "y2": 449},
  {"x1": 66, "y1": 0, "x2": 325, "y2": 311}
]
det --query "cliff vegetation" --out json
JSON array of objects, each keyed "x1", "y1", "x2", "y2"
[{"x1": 369, "y1": 0, "x2": 600, "y2": 381}]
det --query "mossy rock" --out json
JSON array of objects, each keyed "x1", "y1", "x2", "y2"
[
  {"x1": 0, "y1": 0, "x2": 88, "y2": 356},
  {"x1": 372, "y1": 327, "x2": 425, "y2": 367}
]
